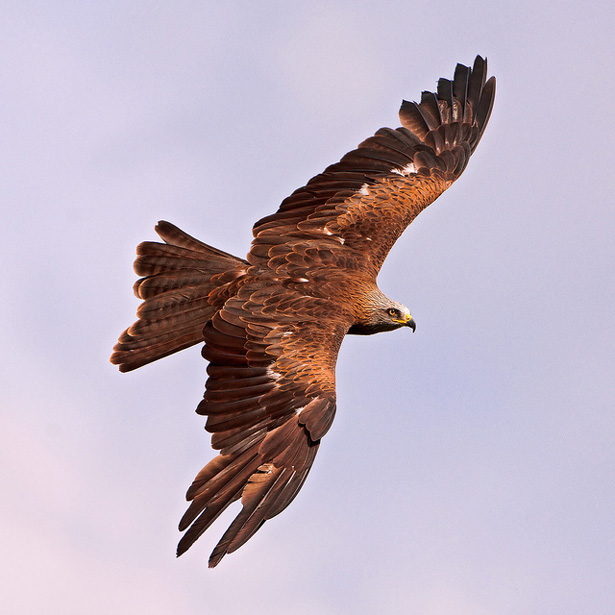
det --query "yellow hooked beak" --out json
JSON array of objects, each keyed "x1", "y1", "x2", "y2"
[{"x1": 394, "y1": 314, "x2": 416, "y2": 332}]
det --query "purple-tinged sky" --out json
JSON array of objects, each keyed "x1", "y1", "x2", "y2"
[{"x1": 2, "y1": 2, "x2": 614, "y2": 613}]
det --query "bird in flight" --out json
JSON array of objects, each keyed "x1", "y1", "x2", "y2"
[{"x1": 111, "y1": 56, "x2": 495, "y2": 567}]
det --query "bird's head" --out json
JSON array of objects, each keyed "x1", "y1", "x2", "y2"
[
  {"x1": 349, "y1": 291, "x2": 416, "y2": 335},
  {"x1": 372, "y1": 300, "x2": 416, "y2": 333},
  {"x1": 381, "y1": 303, "x2": 416, "y2": 332}
]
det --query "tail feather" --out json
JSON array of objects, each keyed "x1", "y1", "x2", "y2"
[
  {"x1": 110, "y1": 221, "x2": 248, "y2": 372},
  {"x1": 119, "y1": 317, "x2": 207, "y2": 350},
  {"x1": 136, "y1": 292, "x2": 214, "y2": 320},
  {"x1": 134, "y1": 270, "x2": 217, "y2": 298}
]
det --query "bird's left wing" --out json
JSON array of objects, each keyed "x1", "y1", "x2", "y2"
[
  {"x1": 250, "y1": 56, "x2": 495, "y2": 277},
  {"x1": 177, "y1": 280, "x2": 351, "y2": 566}
]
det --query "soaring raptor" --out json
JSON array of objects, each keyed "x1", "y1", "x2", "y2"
[{"x1": 111, "y1": 56, "x2": 495, "y2": 567}]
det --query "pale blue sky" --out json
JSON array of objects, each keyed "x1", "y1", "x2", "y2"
[{"x1": 2, "y1": 2, "x2": 614, "y2": 614}]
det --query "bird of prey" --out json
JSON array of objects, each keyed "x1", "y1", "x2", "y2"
[{"x1": 111, "y1": 56, "x2": 495, "y2": 567}]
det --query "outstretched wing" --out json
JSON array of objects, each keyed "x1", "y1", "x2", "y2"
[
  {"x1": 177, "y1": 280, "x2": 350, "y2": 567},
  {"x1": 251, "y1": 56, "x2": 495, "y2": 277}
]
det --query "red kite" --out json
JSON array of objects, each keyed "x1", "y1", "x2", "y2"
[{"x1": 111, "y1": 56, "x2": 495, "y2": 567}]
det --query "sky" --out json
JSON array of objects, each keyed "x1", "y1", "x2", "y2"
[{"x1": 2, "y1": 1, "x2": 614, "y2": 613}]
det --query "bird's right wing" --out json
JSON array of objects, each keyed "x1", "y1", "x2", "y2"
[{"x1": 177, "y1": 280, "x2": 351, "y2": 567}]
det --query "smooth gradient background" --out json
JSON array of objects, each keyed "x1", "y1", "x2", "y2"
[{"x1": 2, "y1": 2, "x2": 614, "y2": 613}]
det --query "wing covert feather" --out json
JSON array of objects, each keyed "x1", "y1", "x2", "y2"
[
  {"x1": 177, "y1": 284, "x2": 350, "y2": 566},
  {"x1": 251, "y1": 56, "x2": 495, "y2": 275}
]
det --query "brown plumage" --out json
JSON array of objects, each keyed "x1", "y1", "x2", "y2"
[{"x1": 111, "y1": 56, "x2": 496, "y2": 567}]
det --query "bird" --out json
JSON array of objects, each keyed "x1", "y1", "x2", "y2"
[{"x1": 111, "y1": 56, "x2": 496, "y2": 567}]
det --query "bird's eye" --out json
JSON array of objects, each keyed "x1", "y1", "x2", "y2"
[{"x1": 387, "y1": 308, "x2": 399, "y2": 318}]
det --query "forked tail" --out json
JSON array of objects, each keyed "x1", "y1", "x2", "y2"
[{"x1": 110, "y1": 221, "x2": 248, "y2": 372}]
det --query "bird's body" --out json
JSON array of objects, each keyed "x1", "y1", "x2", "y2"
[{"x1": 111, "y1": 56, "x2": 495, "y2": 567}]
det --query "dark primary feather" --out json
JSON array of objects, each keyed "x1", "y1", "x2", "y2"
[
  {"x1": 251, "y1": 55, "x2": 495, "y2": 276},
  {"x1": 111, "y1": 56, "x2": 495, "y2": 566},
  {"x1": 175, "y1": 286, "x2": 347, "y2": 565}
]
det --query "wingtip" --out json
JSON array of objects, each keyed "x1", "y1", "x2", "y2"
[
  {"x1": 208, "y1": 552, "x2": 224, "y2": 568},
  {"x1": 176, "y1": 536, "x2": 190, "y2": 558}
]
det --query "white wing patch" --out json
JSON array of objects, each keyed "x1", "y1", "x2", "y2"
[
  {"x1": 321, "y1": 228, "x2": 345, "y2": 244},
  {"x1": 391, "y1": 162, "x2": 417, "y2": 176},
  {"x1": 266, "y1": 366, "x2": 282, "y2": 381}
]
